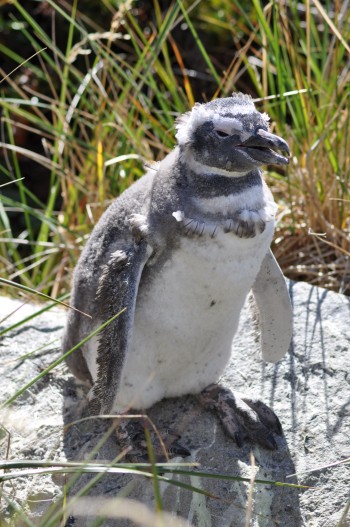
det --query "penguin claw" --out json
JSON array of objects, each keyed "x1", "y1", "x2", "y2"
[
  {"x1": 234, "y1": 431, "x2": 244, "y2": 448},
  {"x1": 167, "y1": 440, "x2": 191, "y2": 457},
  {"x1": 241, "y1": 396, "x2": 283, "y2": 436},
  {"x1": 198, "y1": 384, "x2": 283, "y2": 450}
]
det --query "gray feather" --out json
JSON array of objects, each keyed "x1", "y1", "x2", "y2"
[{"x1": 91, "y1": 240, "x2": 150, "y2": 414}]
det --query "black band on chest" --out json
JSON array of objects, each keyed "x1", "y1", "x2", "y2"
[{"x1": 183, "y1": 168, "x2": 262, "y2": 198}]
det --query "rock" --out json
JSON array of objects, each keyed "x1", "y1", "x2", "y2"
[{"x1": 0, "y1": 281, "x2": 349, "y2": 526}]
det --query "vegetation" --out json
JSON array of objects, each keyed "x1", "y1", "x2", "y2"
[
  {"x1": 0, "y1": 0, "x2": 349, "y2": 298},
  {"x1": 0, "y1": 0, "x2": 349, "y2": 525}
]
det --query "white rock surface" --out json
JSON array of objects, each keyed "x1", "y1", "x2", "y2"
[{"x1": 0, "y1": 281, "x2": 349, "y2": 526}]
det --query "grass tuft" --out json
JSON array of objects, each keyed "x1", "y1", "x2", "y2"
[{"x1": 0, "y1": 1, "x2": 349, "y2": 295}]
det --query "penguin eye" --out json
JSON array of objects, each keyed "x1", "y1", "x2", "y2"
[{"x1": 214, "y1": 129, "x2": 230, "y2": 139}]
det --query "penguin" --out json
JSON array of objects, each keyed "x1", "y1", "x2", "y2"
[{"x1": 63, "y1": 93, "x2": 293, "y2": 455}]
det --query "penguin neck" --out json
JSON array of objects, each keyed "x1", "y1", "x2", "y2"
[
  {"x1": 178, "y1": 162, "x2": 263, "y2": 200},
  {"x1": 170, "y1": 148, "x2": 272, "y2": 223},
  {"x1": 174, "y1": 147, "x2": 262, "y2": 199}
]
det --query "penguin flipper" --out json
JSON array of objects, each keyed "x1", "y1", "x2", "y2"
[
  {"x1": 91, "y1": 238, "x2": 150, "y2": 414},
  {"x1": 251, "y1": 249, "x2": 293, "y2": 363}
]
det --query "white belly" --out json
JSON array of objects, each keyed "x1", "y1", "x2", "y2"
[{"x1": 113, "y1": 223, "x2": 274, "y2": 411}]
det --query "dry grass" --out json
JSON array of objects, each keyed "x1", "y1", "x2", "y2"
[{"x1": 0, "y1": 0, "x2": 349, "y2": 299}]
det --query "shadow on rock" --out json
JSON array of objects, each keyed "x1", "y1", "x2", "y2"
[{"x1": 62, "y1": 377, "x2": 302, "y2": 527}]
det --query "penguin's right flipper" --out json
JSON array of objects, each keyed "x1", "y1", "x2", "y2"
[
  {"x1": 251, "y1": 249, "x2": 293, "y2": 363},
  {"x1": 90, "y1": 238, "x2": 150, "y2": 414}
]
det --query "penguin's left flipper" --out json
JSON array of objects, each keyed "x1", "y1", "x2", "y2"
[
  {"x1": 251, "y1": 249, "x2": 293, "y2": 363},
  {"x1": 90, "y1": 237, "x2": 150, "y2": 415},
  {"x1": 199, "y1": 384, "x2": 282, "y2": 450}
]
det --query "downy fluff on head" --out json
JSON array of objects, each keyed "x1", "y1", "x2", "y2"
[{"x1": 175, "y1": 93, "x2": 270, "y2": 147}]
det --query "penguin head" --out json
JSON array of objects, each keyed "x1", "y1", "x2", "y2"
[{"x1": 175, "y1": 93, "x2": 290, "y2": 174}]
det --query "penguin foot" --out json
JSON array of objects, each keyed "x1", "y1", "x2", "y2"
[
  {"x1": 115, "y1": 417, "x2": 191, "y2": 462},
  {"x1": 198, "y1": 384, "x2": 282, "y2": 450}
]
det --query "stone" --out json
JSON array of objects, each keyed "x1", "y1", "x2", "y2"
[{"x1": 0, "y1": 280, "x2": 349, "y2": 526}]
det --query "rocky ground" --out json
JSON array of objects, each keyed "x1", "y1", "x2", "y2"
[{"x1": 0, "y1": 280, "x2": 349, "y2": 526}]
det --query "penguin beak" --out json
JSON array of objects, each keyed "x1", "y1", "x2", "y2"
[{"x1": 237, "y1": 129, "x2": 290, "y2": 166}]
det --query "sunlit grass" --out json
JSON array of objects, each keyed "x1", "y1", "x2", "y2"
[{"x1": 0, "y1": 0, "x2": 349, "y2": 295}]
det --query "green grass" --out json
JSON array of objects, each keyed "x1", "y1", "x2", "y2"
[
  {"x1": 0, "y1": 0, "x2": 349, "y2": 296},
  {"x1": 0, "y1": 0, "x2": 350, "y2": 525}
]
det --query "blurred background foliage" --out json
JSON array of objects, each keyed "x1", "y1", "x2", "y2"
[{"x1": 0, "y1": 0, "x2": 349, "y2": 297}]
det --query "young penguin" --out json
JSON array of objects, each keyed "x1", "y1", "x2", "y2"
[{"x1": 63, "y1": 93, "x2": 293, "y2": 454}]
